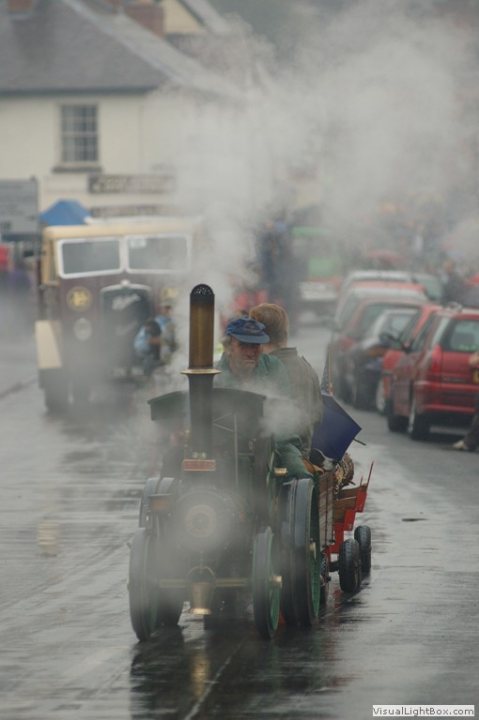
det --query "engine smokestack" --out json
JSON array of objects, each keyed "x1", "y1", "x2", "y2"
[{"x1": 182, "y1": 284, "x2": 220, "y2": 457}]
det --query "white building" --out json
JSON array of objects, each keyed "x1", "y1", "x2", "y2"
[{"x1": 0, "y1": 0, "x2": 236, "y2": 216}]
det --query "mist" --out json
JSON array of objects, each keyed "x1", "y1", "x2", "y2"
[{"x1": 166, "y1": 0, "x2": 479, "y2": 306}]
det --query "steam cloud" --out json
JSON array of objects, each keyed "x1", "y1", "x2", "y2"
[{"x1": 168, "y1": 0, "x2": 479, "y2": 297}]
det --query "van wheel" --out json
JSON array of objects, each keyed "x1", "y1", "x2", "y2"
[{"x1": 43, "y1": 372, "x2": 69, "y2": 413}]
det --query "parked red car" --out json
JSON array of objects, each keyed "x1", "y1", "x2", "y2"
[
  {"x1": 387, "y1": 306, "x2": 479, "y2": 439},
  {"x1": 377, "y1": 303, "x2": 441, "y2": 414},
  {"x1": 328, "y1": 285, "x2": 427, "y2": 401}
]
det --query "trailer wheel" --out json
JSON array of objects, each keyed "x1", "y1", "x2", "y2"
[
  {"x1": 252, "y1": 527, "x2": 281, "y2": 640},
  {"x1": 354, "y1": 525, "x2": 372, "y2": 574},
  {"x1": 129, "y1": 529, "x2": 158, "y2": 641},
  {"x1": 338, "y1": 538, "x2": 361, "y2": 593},
  {"x1": 280, "y1": 478, "x2": 320, "y2": 627}
]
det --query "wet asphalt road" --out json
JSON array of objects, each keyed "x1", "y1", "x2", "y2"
[{"x1": 0, "y1": 325, "x2": 478, "y2": 720}]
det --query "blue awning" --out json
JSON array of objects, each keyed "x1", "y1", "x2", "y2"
[{"x1": 40, "y1": 199, "x2": 90, "y2": 226}]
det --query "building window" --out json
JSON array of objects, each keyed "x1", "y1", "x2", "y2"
[{"x1": 61, "y1": 105, "x2": 98, "y2": 164}]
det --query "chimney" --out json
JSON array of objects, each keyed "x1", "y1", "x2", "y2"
[
  {"x1": 7, "y1": 0, "x2": 37, "y2": 13},
  {"x1": 125, "y1": 1, "x2": 165, "y2": 38}
]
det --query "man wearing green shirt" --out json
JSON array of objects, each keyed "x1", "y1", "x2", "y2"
[{"x1": 215, "y1": 317, "x2": 310, "y2": 479}]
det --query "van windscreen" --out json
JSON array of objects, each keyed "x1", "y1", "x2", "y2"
[
  {"x1": 61, "y1": 238, "x2": 121, "y2": 276},
  {"x1": 127, "y1": 234, "x2": 188, "y2": 272}
]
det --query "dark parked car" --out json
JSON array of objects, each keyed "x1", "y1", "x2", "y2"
[
  {"x1": 343, "y1": 306, "x2": 419, "y2": 409},
  {"x1": 387, "y1": 305, "x2": 479, "y2": 440}
]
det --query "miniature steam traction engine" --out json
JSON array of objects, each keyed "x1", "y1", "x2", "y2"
[{"x1": 128, "y1": 284, "x2": 372, "y2": 641}]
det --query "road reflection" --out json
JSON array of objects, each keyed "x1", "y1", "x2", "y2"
[{"x1": 128, "y1": 594, "x2": 360, "y2": 719}]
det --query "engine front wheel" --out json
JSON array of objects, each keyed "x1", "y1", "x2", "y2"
[
  {"x1": 129, "y1": 529, "x2": 183, "y2": 641},
  {"x1": 128, "y1": 529, "x2": 159, "y2": 641}
]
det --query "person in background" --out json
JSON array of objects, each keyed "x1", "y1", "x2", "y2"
[
  {"x1": 452, "y1": 351, "x2": 479, "y2": 452},
  {"x1": 441, "y1": 258, "x2": 466, "y2": 305},
  {"x1": 249, "y1": 302, "x2": 323, "y2": 456},
  {"x1": 133, "y1": 317, "x2": 163, "y2": 377},
  {"x1": 133, "y1": 290, "x2": 178, "y2": 376}
]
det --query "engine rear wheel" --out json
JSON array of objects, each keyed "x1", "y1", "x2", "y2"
[
  {"x1": 280, "y1": 478, "x2": 320, "y2": 627},
  {"x1": 252, "y1": 527, "x2": 281, "y2": 640}
]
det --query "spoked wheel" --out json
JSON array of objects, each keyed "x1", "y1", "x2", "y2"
[
  {"x1": 252, "y1": 527, "x2": 281, "y2": 640},
  {"x1": 354, "y1": 525, "x2": 372, "y2": 574},
  {"x1": 338, "y1": 538, "x2": 361, "y2": 593},
  {"x1": 129, "y1": 529, "x2": 159, "y2": 641},
  {"x1": 280, "y1": 478, "x2": 321, "y2": 627}
]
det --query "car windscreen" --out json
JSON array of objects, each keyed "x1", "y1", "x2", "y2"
[
  {"x1": 127, "y1": 234, "x2": 189, "y2": 272},
  {"x1": 60, "y1": 238, "x2": 121, "y2": 276},
  {"x1": 350, "y1": 302, "x2": 403, "y2": 340},
  {"x1": 442, "y1": 319, "x2": 479, "y2": 352},
  {"x1": 367, "y1": 308, "x2": 418, "y2": 340}
]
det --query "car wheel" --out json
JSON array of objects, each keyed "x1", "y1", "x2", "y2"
[
  {"x1": 386, "y1": 395, "x2": 408, "y2": 432},
  {"x1": 351, "y1": 368, "x2": 370, "y2": 410},
  {"x1": 408, "y1": 395, "x2": 430, "y2": 441},
  {"x1": 375, "y1": 380, "x2": 386, "y2": 415}
]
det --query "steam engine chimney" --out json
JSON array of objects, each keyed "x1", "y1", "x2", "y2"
[{"x1": 183, "y1": 284, "x2": 220, "y2": 458}]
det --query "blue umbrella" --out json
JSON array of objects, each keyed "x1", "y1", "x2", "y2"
[{"x1": 40, "y1": 199, "x2": 90, "y2": 226}]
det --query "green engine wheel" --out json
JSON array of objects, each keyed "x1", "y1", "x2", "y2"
[
  {"x1": 252, "y1": 527, "x2": 281, "y2": 640},
  {"x1": 280, "y1": 478, "x2": 321, "y2": 627}
]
